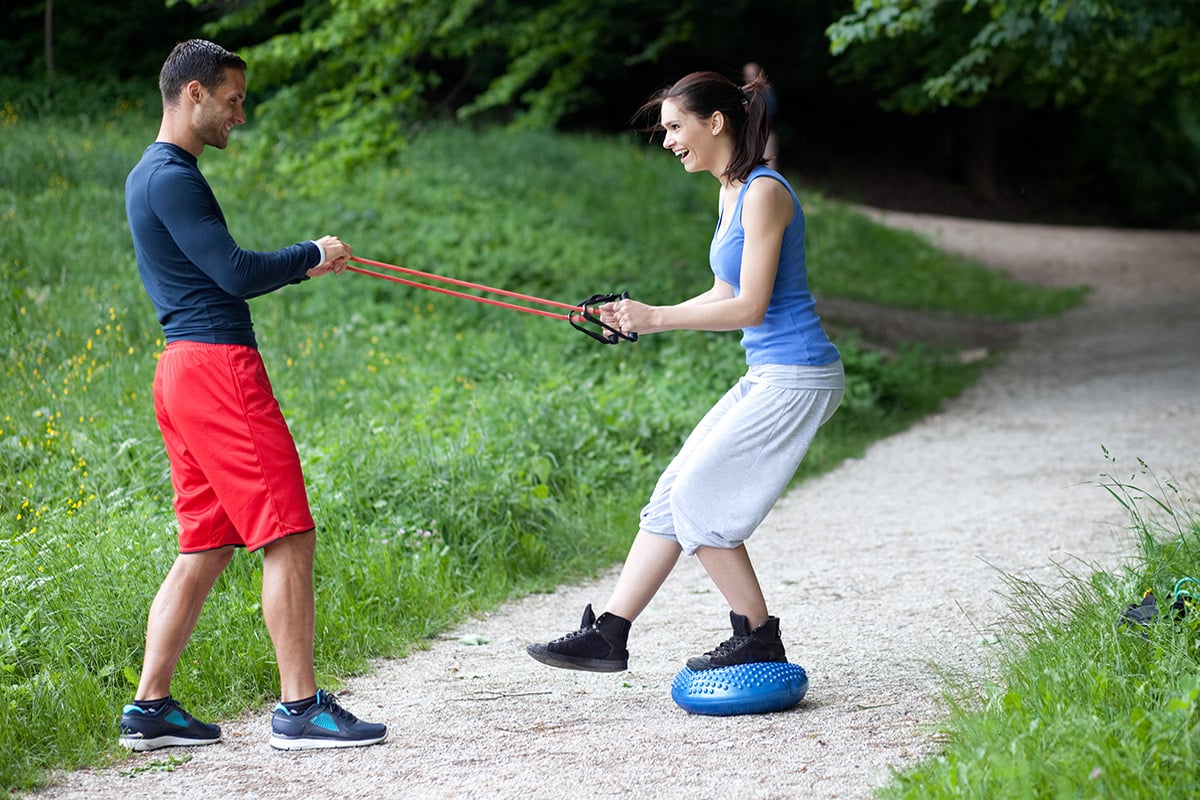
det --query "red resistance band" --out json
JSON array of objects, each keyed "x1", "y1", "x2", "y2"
[{"x1": 346, "y1": 256, "x2": 637, "y2": 344}]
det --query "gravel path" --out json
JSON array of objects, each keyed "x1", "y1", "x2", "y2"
[{"x1": 32, "y1": 212, "x2": 1200, "y2": 800}]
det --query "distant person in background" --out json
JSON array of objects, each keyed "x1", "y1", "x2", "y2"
[
  {"x1": 743, "y1": 62, "x2": 779, "y2": 169},
  {"x1": 121, "y1": 38, "x2": 387, "y2": 752},
  {"x1": 526, "y1": 70, "x2": 843, "y2": 675}
]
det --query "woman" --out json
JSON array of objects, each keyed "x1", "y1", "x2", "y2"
[{"x1": 527, "y1": 70, "x2": 844, "y2": 673}]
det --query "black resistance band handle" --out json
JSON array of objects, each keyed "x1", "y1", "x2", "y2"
[{"x1": 570, "y1": 292, "x2": 639, "y2": 344}]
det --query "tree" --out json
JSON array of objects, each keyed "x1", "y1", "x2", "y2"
[
  {"x1": 178, "y1": 0, "x2": 700, "y2": 186},
  {"x1": 2, "y1": 0, "x2": 210, "y2": 106},
  {"x1": 824, "y1": 0, "x2": 1200, "y2": 220},
  {"x1": 44, "y1": 0, "x2": 54, "y2": 78},
  {"x1": 827, "y1": 0, "x2": 1199, "y2": 111}
]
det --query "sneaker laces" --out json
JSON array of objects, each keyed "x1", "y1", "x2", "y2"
[
  {"x1": 547, "y1": 622, "x2": 595, "y2": 646},
  {"x1": 315, "y1": 691, "x2": 362, "y2": 724},
  {"x1": 702, "y1": 633, "x2": 750, "y2": 660}
]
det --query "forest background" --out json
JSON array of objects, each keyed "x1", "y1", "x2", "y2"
[{"x1": 5, "y1": 0, "x2": 1200, "y2": 226}]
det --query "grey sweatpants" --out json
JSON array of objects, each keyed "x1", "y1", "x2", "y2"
[{"x1": 639, "y1": 361, "x2": 844, "y2": 555}]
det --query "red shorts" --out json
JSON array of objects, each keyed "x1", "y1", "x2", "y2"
[{"x1": 153, "y1": 342, "x2": 315, "y2": 553}]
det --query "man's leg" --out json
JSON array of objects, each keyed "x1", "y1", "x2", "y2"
[
  {"x1": 136, "y1": 547, "x2": 235, "y2": 700},
  {"x1": 263, "y1": 529, "x2": 388, "y2": 749},
  {"x1": 261, "y1": 529, "x2": 317, "y2": 702}
]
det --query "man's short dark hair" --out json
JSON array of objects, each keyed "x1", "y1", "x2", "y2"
[{"x1": 159, "y1": 39, "x2": 247, "y2": 105}]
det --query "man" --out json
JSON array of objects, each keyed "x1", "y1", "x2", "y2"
[{"x1": 120, "y1": 39, "x2": 386, "y2": 751}]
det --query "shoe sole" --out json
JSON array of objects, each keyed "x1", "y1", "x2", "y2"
[
  {"x1": 686, "y1": 655, "x2": 788, "y2": 671},
  {"x1": 118, "y1": 734, "x2": 222, "y2": 751},
  {"x1": 526, "y1": 644, "x2": 627, "y2": 672},
  {"x1": 269, "y1": 733, "x2": 388, "y2": 751}
]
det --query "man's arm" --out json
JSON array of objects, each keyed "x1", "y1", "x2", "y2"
[{"x1": 152, "y1": 165, "x2": 315, "y2": 297}]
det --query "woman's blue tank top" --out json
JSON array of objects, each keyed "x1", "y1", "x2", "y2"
[{"x1": 709, "y1": 166, "x2": 840, "y2": 366}]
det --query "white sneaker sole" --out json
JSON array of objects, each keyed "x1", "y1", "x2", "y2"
[
  {"x1": 119, "y1": 734, "x2": 222, "y2": 751},
  {"x1": 269, "y1": 732, "x2": 388, "y2": 751}
]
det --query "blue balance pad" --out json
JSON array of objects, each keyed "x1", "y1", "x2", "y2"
[{"x1": 671, "y1": 662, "x2": 808, "y2": 716}]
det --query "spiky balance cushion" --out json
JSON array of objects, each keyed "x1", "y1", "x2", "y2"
[{"x1": 671, "y1": 662, "x2": 808, "y2": 716}]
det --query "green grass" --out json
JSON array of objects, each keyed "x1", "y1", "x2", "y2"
[
  {"x1": 880, "y1": 457, "x2": 1200, "y2": 799},
  {"x1": 806, "y1": 205, "x2": 1085, "y2": 321},
  {"x1": 0, "y1": 99, "x2": 1081, "y2": 792}
]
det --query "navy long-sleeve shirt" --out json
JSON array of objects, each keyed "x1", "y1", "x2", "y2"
[{"x1": 125, "y1": 142, "x2": 319, "y2": 348}]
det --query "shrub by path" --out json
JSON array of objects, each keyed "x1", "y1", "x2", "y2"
[{"x1": 32, "y1": 212, "x2": 1200, "y2": 800}]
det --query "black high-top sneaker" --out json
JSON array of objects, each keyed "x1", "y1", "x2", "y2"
[
  {"x1": 527, "y1": 603, "x2": 631, "y2": 672},
  {"x1": 686, "y1": 611, "x2": 787, "y2": 670}
]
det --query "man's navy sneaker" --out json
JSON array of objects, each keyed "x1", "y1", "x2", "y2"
[
  {"x1": 269, "y1": 689, "x2": 387, "y2": 750},
  {"x1": 118, "y1": 697, "x2": 222, "y2": 751}
]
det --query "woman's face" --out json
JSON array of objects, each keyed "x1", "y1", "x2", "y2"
[{"x1": 660, "y1": 98, "x2": 717, "y2": 175}]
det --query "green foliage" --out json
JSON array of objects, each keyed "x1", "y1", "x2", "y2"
[
  {"x1": 2, "y1": 0, "x2": 209, "y2": 84},
  {"x1": 177, "y1": 0, "x2": 699, "y2": 184},
  {"x1": 825, "y1": 1, "x2": 1200, "y2": 223},
  {"x1": 8, "y1": 1, "x2": 1200, "y2": 223},
  {"x1": 1074, "y1": 85, "x2": 1200, "y2": 223},
  {"x1": 880, "y1": 458, "x2": 1200, "y2": 799},
  {"x1": 0, "y1": 107, "x2": 1069, "y2": 791},
  {"x1": 805, "y1": 198, "x2": 1085, "y2": 321},
  {"x1": 827, "y1": 1, "x2": 1198, "y2": 112}
]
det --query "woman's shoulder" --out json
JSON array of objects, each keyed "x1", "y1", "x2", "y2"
[
  {"x1": 742, "y1": 168, "x2": 794, "y2": 207},
  {"x1": 745, "y1": 165, "x2": 792, "y2": 190},
  {"x1": 740, "y1": 173, "x2": 795, "y2": 231}
]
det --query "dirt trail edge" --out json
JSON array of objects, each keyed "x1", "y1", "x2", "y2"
[{"x1": 33, "y1": 211, "x2": 1200, "y2": 800}]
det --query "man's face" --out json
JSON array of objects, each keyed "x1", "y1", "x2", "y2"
[{"x1": 194, "y1": 67, "x2": 246, "y2": 150}]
